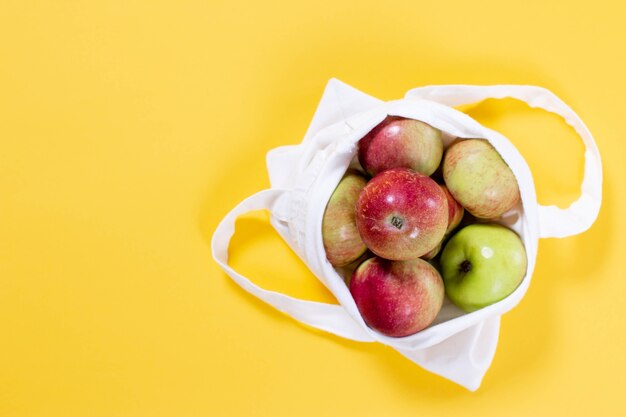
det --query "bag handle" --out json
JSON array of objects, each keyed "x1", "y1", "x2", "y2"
[
  {"x1": 405, "y1": 85, "x2": 602, "y2": 239},
  {"x1": 211, "y1": 189, "x2": 375, "y2": 342}
]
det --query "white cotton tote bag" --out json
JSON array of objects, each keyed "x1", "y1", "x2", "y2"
[{"x1": 212, "y1": 79, "x2": 602, "y2": 391}]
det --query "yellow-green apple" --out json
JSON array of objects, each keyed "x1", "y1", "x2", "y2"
[
  {"x1": 440, "y1": 184, "x2": 464, "y2": 234},
  {"x1": 337, "y1": 250, "x2": 372, "y2": 287},
  {"x1": 350, "y1": 256, "x2": 444, "y2": 337},
  {"x1": 358, "y1": 116, "x2": 443, "y2": 176},
  {"x1": 440, "y1": 223, "x2": 527, "y2": 312},
  {"x1": 322, "y1": 170, "x2": 368, "y2": 267},
  {"x1": 355, "y1": 168, "x2": 448, "y2": 260},
  {"x1": 443, "y1": 139, "x2": 520, "y2": 219}
]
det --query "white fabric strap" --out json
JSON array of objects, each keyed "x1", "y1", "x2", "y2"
[
  {"x1": 405, "y1": 85, "x2": 602, "y2": 239},
  {"x1": 211, "y1": 189, "x2": 375, "y2": 342}
]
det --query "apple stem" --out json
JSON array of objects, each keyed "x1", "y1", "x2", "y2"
[
  {"x1": 390, "y1": 216, "x2": 404, "y2": 229},
  {"x1": 459, "y1": 260, "x2": 472, "y2": 273}
]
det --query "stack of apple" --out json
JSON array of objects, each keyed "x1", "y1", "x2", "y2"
[{"x1": 322, "y1": 117, "x2": 528, "y2": 338}]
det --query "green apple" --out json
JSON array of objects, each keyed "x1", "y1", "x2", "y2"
[
  {"x1": 322, "y1": 170, "x2": 368, "y2": 267},
  {"x1": 440, "y1": 223, "x2": 527, "y2": 312},
  {"x1": 443, "y1": 139, "x2": 520, "y2": 219}
]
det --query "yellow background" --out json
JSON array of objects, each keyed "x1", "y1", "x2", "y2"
[{"x1": 1, "y1": 1, "x2": 624, "y2": 416}]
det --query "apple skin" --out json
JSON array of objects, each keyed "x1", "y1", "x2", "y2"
[
  {"x1": 350, "y1": 256, "x2": 444, "y2": 337},
  {"x1": 440, "y1": 184, "x2": 464, "y2": 235},
  {"x1": 440, "y1": 223, "x2": 527, "y2": 312},
  {"x1": 355, "y1": 168, "x2": 448, "y2": 260},
  {"x1": 322, "y1": 170, "x2": 368, "y2": 267},
  {"x1": 358, "y1": 116, "x2": 443, "y2": 177},
  {"x1": 443, "y1": 139, "x2": 520, "y2": 219},
  {"x1": 421, "y1": 241, "x2": 442, "y2": 261},
  {"x1": 338, "y1": 250, "x2": 373, "y2": 287}
]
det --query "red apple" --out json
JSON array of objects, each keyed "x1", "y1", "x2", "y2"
[
  {"x1": 355, "y1": 168, "x2": 448, "y2": 260},
  {"x1": 440, "y1": 184, "x2": 464, "y2": 234},
  {"x1": 350, "y1": 256, "x2": 444, "y2": 337},
  {"x1": 322, "y1": 170, "x2": 368, "y2": 267},
  {"x1": 358, "y1": 116, "x2": 443, "y2": 177},
  {"x1": 421, "y1": 241, "x2": 442, "y2": 260}
]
